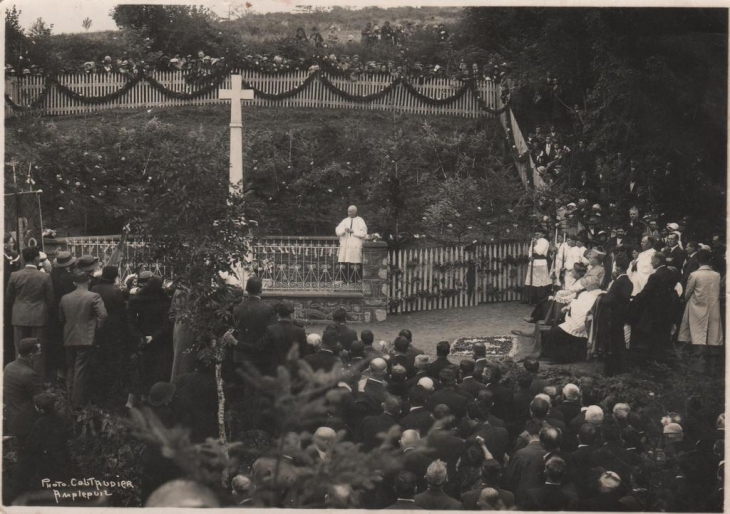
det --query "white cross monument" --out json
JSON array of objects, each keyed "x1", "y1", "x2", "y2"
[
  {"x1": 219, "y1": 75, "x2": 255, "y2": 287},
  {"x1": 219, "y1": 74, "x2": 254, "y2": 192}
]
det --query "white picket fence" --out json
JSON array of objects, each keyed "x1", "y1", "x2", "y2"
[
  {"x1": 388, "y1": 241, "x2": 531, "y2": 314},
  {"x1": 5, "y1": 70, "x2": 503, "y2": 118}
]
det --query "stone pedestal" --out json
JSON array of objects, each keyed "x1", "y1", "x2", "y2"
[{"x1": 361, "y1": 241, "x2": 389, "y2": 323}]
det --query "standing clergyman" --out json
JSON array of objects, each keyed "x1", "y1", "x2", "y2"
[
  {"x1": 523, "y1": 228, "x2": 551, "y2": 305},
  {"x1": 336, "y1": 205, "x2": 367, "y2": 283}
]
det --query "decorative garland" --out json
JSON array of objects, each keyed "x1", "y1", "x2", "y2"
[
  {"x1": 49, "y1": 73, "x2": 145, "y2": 104},
  {"x1": 145, "y1": 71, "x2": 228, "y2": 100},
  {"x1": 401, "y1": 79, "x2": 471, "y2": 106},
  {"x1": 4, "y1": 83, "x2": 49, "y2": 111},
  {"x1": 243, "y1": 72, "x2": 318, "y2": 101},
  {"x1": 5, "y1": 68, "x2": 510, "y2": 113},
  {"x1": 319, "y1": 73, "x2": 400, "y2": 103}
]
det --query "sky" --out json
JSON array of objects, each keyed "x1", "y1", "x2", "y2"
[{"x1": 10, "y1": 0, "x2": 464, "y2": 34}]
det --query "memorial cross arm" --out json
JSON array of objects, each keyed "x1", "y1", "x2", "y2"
[{"x1": 218, "y1": 75, "x2": 255, "y2": 191}]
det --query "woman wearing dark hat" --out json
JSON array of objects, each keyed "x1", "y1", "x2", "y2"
[
  {"x1": 91, "y1": 266, "x2": 130, "y2": 400},
  {"x1": 127, "y1": 274, "x2": 173, "y2": 408}
]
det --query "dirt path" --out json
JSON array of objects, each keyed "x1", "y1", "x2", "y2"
[{"x1": 308, "y1": 302, "x2": 537, "y2": 360}]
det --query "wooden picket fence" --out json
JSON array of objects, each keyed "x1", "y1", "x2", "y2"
[
  {"x1": 388, "y1": 241, "x2": 531, "y2": 314},
  {"x1": 5, "y1": 70, "x2": 502, "y2": 118}
]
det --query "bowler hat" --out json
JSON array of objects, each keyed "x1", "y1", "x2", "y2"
[
  {"x1": 77, "y1": 254, "x2": 99, "y2": 272},
  {"x1": 54, "y1": 251, "x2": 76, "y2": 268},
  {"x1": 148, "y1": 382, "x2": 176, "y2": 407}
]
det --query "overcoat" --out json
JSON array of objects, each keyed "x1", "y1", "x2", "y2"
[{"x1": 679, "y1": 266, "x2": 723, "y2": 346}]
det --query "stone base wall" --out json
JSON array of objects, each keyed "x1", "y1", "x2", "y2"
[
  {"x1": 261, "y1": 241, "x2": 389, "y2": 324},
  {"x1": 261, "y1": 292, "x2": 375, "y2": 323}
]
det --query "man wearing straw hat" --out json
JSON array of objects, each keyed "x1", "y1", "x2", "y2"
[{"x1": 335, "y1": 205, "x2": 367, "y2": 284}]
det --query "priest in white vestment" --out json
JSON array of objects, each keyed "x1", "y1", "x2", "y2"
[
  {"x1": 524, "y1": 228, "x2": 551, "y2": 304},
  {"x1": 629, "y1": 235, "x2": 657, "y2": 296},
  {"x1": 336, "y1": 205, "x2": 367, "y2": 282}
]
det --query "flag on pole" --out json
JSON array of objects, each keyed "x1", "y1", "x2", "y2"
[{"x1": 106, "y1": 224, "x2": 130, "y2": 268}]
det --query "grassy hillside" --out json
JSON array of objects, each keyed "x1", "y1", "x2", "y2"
[{"x1": 5, "y1": 105, "x2": 525, "y2": 241}]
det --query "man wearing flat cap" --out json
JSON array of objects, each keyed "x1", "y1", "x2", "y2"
[
  {"x1": 59, "y1": 270, "x2": 108, "y2": 409},
  {"x1": 48, "y1": 251, "x2": 78, "y2": 386},
  {"x1": 6, "y1": 246, "x2": 54, "y2": 381}
]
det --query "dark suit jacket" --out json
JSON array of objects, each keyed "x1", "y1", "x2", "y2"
[
  {"x1": 402, "y1": 447, "x2": 435, "y2": 493},
  {"x1": 504, "y1": 440, "x2": 547, "y2": 502},
  {"x1": 461, "y1": 484, "x2": 515, "y2": 510},
  {"x1": 358, "y1": 378, "x2": 389, "y2": 416},
  {"x1": 591, "y1": 441, "x2": 633, "y2": 486},
  {"x1": 666, "y1": 245, "x2": 686, "y2": 271},
  {"x1": 426, "y1": 386, "x2": 470, "y2": 419},
  {"x1": 629, "y1": 265, "x2": 678, "y2": 333},
  {"x1": 466, "y1": 422, "x2": 510, "y2": 464},
  {"x1": 414, "y1": 489, "x2": 462, "y2": 510},
  {"x1": 426, "y1": 356, "x2": 453, "y2": 380},
  {"x1": 50, "y1": 267, "x2": 75, "y2": 305},
  {"x1": 303, "y1": 349, "x2": 339, "y2": 373},
  {"x1": 232, "y1": 296, "x2": 277, "y2": 365},
  {"x1": 332, "y1": 323, "x2": 358, "y2": 352},
  {"x1": 487, "y1": 382, "x2": 514, "y2": 423},
  {"x1": 3, "y1": 357, "x2": 43, "y2": 437},
  {"x1": 522, "y1": 483, "x2": 578, "y2": 511},
  {"x1": 569, "y1": 445, "x2": 596, "y2": 498},
  {"x1": 682, "y1": 253, "x2": 700, "y2": 287},
  {"x1": 556, "y1": 401, "x2": 582, "y2": 427},
  {"x1": 360, "y1": 412, "x2": 399, "y2": 450},
  {"x1": 405, "y1": 344, "x2": 425, "y2": 367},
  {"x1": 267, "y1": 319, "x2": 309, "y2": 366},
  {"x1": 6, "y1": 266, "x2": 54, "y2": 326},
  {"x1": 458, "y1": 377, "x2": 487, "y2": 398},
  {"x1": 426, "y1": 428, "x2": 465, "y2": 475},
  {"x1": 399, "y1": 407, "x2": 434, "y2": 436}
]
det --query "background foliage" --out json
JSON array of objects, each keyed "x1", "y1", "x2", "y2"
[{"x1": 5, "y1": 107, "x2": 529, "y2": 245}]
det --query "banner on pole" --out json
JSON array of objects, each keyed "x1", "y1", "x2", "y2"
[{"x1": 4, "y1": 193, "x2": 44, "y2": 251}]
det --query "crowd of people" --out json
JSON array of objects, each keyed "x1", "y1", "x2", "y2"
[
  {"x1": 2, "y1": 237, "x2": 725, "y2": 509},
  {"x1": 6, "y1": 52, "x2": 511, "y2": 89},
  {"x1": 519, "y1": 204, "x2": 724, "y2": 376}
]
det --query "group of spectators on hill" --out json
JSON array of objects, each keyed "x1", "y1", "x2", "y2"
[{"x1": 6, "y1": 50, "x2": 513, "y2": 96}]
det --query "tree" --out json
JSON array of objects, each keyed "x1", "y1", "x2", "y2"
[
  {"x1": 82, "y1": 17, "x2": 92, "y2": 31},
  {"x1": 5, "y1": 5, "x2": 26, "y2": 65},
  {"x1": 456, "y1": 8, "x2": 727, "y2": 237},
  {"x1": 111, "y1": 5, "x2": 224, "y2": 55}
]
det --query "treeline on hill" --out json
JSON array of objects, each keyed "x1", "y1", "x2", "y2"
[{"x1": 5, "y1": 107, "x2": 527, "y2": 243}]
